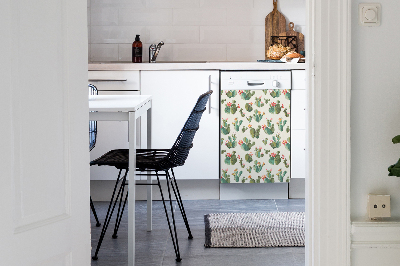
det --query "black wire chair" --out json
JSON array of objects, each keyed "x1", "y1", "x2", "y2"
[
  {"x1": 89, "y1": 84, "x2": 101, "y2": 227},
  {"x1": 90, "y1": 90, "x2": 213, "y2": 262}
]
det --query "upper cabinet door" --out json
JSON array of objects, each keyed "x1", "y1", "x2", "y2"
[
  {"x1": 141, "y1": 70, "x2": 220, "y2": 180},
  {"x1": 0, "y1": 0, "x2": 90, "y2": 265}
]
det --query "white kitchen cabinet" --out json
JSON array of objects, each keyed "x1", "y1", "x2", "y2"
[
  {"x1": 88, "y1": 71, "x2": 141, "y2": 180},
  {"x1": 141, "y1": 70, "x2": 219, "y2": 180}
]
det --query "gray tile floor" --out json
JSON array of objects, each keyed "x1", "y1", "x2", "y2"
[{"x1": 91, "y1": 199, "x2": 305, "y2": 266}]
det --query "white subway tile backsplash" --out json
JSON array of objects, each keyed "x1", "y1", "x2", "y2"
[
  {"x1": 227, "y1": 8, "x2": 267, "y2": 26},
  {"x1": 91, "y1": 7, "x2": 118, "y2": 26},
  {"x1": 91, "y1": 26, "x2": 146, "y2": 43},
  {"x1": 199, "y1": 0, "x2": 228, "y2": 8},
  {"x1": 91, "y1": 0, "x2": 146, "y2": 8},
  {"x1": 227, "y1": 43, "x2": 264, "y2": 61},
  {"x1": 173, "y1": 44, "x2": 226, "y2": 61},
  {"x1": 146, "y1": 0, "x2": 199, "y2": 9},
  {"x1": 145, "y1": 43, "x2": 174, "y2": 62},
  {"x1": 200, "y1": 26, "x2": 253, "y2": 44},
  {"x1": 147, "y1": 26, "x2": 199, "y2": 44},
  {"x1": 119, "y1": 8, "x2": 173, "y2": 26},
  {"x1": 173, "y1": 8, "x2": 226, "y2": 26},
  {"x1": 91, "y1": 44, "x2": 119, "y2": 61},
  {"x1": 118, "y1": 44, "x2": 132, "y2": 61}
]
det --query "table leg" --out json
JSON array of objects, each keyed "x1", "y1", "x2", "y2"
[
  {"x1": 128, "y1": 112, "x2": 136, "y2": 266},
  {"x1": 147, "y1": 105, "x2": 153, "y2": 232}
]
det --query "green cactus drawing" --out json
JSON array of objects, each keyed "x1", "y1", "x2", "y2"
[
  {"x1": 283, "y1": 89, "x2": 291, "y2": 100},
  {"x1": 253, "y1": 160, "x2": 265, "y2": 173},
  {"x1": 282, "y1": 138, "x2": 291, "y2": 151},
  {"x1": 245, "y1": 103, "x2": 253, "y2": 112},
  {"x1": 252, "y1": 109, "x2": 265, "y2": 122},
  {"x1": 221, "y1": 169, "x2": 230, "y2": 183},
  {"x1": 262, "y1": 119, "x2": 275, "y2": 135},
  {"x1": 239, "y1": 158, "x2": 246, "y2": 168},
  {"x1": 239, "y1": 137, "x2": 255, "y2": 151},
  {"x1": 254, "y1": 96, "x2": 264, "y2": 107},
  {"x1": 242, "y1": 125, "x2": 248, "y2": 133},
  {"x1": 268, "y1": 151, "x2": 281, "y2": 165},
  {"x1": 264, "y1": 98, "x2": 271, "y2": 105},
  {"x1": 250, "y1": 125, "x2": 261, "y2": 139},
  {"x1": 221, "y1": 149, "x2": 226, "y2": 154},
  {"x1": 232, "y1": 168, "x2": 243, "y2": 182},
  {"x1": 283, "y1": 158, "x2": 289, "y2": 168},
  {"x1": 240, "y1": 90, "x2": 255, "y2": 100},
  {"x1": 221, "y1": 118, "x2": 230, "y2": 135},
  {"x1": 269, "y1": 100, "x2": 282, "y2": 114},
  {"x1": 224, "y1": 151, "x2": 237, "y2": 165},
  {"x1": 246, "y1": 166, "x2": 252, "y2": 173},
  {"x1": 221, "y1": 138, "x2": 224, "y2": 146},
  {"x1": 246, "y1": 116, "x2": 253, "y2": 123},
  {"x1": 276, "y1": 118, "x2": 287, "y2": 132},
  {"x1": 224, "y1": 100, "x2": 238, "y2": 114},
  {"x1": 232, "y1": 118, "x2": 243, "y2": 131},
  {"x1": 270, "y1": 89, "x2": 281, "y2": 98},
  {"x1": 262, "y1": 169, "x2": 275, "y2": 183},
  {"x1": 221, "y1": 99, "x2": 226, "y2": 104},
  {"x1": 262, "y1": 89, "x2": 269, "y2": 95},
  {"x1": 239, "y1": 108, "x2": 246, "y2": 117},
  {"x1": 245, "y1": 152, "x2": 253, "y2": 163},
  {"x1": 269, "y1": 134, "x2": 281, "y2": 149},
  {"x1": 283, "y1": 108, "x2": 290, "y2": 118},
  {"x1": 262, "y1": 138, "x2": 268, "y2": 145},
  {"x1": 254, "y1": 147, "x2": 264, "y2": 158},
  {"x1": 276, "y1": 169, "x2": 288, "y2": 182},
  {"x1": 224, "y1": 134, "x2": 237, "y2": 149},
  {"x1": 286, "y1": 125, "x2": 290, "y2": 133},
  {"x1": 226, "y1": 90, "x2": 237, "y2": 98}
]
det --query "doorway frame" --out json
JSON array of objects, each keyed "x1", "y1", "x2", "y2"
[{"x1": 306, "y1": 0, "x2": 351, "y2": 265}]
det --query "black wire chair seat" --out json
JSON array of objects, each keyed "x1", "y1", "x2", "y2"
[{"x1": 90, "y1": 90, "x2": 213, "y2": 262}]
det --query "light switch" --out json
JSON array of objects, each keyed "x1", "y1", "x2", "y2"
[{"x1": 359, "y1": 3, "x2": 381, "y2": 26}]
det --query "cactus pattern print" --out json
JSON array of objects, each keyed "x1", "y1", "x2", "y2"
[{"x1": 220, "y1": 89, "x2": 291, "y2": 184}]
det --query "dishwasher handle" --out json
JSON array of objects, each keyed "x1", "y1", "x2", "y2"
[{"x1": 247, "y1": 81, "x2": 265, "y2": 86}]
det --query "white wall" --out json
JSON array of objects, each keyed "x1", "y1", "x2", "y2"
[
  {"x1": 351, "y1": 0, "x2": 400, "y2": 220},
  {"x1": 87, "y1": 0, "x2": 305, "y2": 62}
]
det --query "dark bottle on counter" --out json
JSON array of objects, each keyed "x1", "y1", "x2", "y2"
[{"x1": 132, "y1": 35, "x2": 142, "y2": 63}]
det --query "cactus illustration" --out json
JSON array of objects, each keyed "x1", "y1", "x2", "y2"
[
  {"x1": 283, "y1": 108, "x2": 290, "y2": 118},
  {"x1": 254, "y1": 147, "x2": 264, "y2": 158},
  {"x1": 239, "y1": 158, "x2": 246, "y2": 168},
  {"x1": 282, "y1": 138, "x2": 291, "y2": 151},
  {"x1": 225, "y1": 134, "x2": 237, "y2": 149},
  {"x1": 262, "y1": 119, "x2": 275, "y2": 135},
  {"x1": 221, "y1": 99, "x2": 226, "y2": 104},
  {"x1": 283, "y1": 89, "x2": 291, "y2": 100},
  {"x1": 221, "y1": 138, "x2": 224, "y2": 146},
  {"x1": 269, "y1": 100, "x2": 282, "y2": 114},
  {"x1": 269, "y1": 134, "x2": 281, "y2": 149},
  {"x1": 245, "y1": 102, "x2": 253, "y2": 112},
  {"x1": 221, "y1": 118, "x2": 230, "y2": 135},
  {"x1": 232, "y1": 118, "x2": 243, "y2": 131},
  {"x1": 246, "y1": 166, "x2": 252, "y2": 173},
  {"x1": 283, "y1": 158, "x2": 289, "y2": 168},
  {"x1": 254, "y1": 96, "x2": 264, "y2": 107},
  {"x1": 231, "y1": 168, "x2": 243, "y2": 182},
  {"x1": 221, "y1": 149, "x2": 226, "y2": 155},
  {"x1": 221, "y1": 169, "x2": 230, "y2": 183},
  {"x1": 239, "y1": 108, "x2": 246, "y2": 117},
  {"x1": 239, "y1": 137, "x2": 255, "y2": 151},
  {"x1": 224, "y1": 100, "x2": 238, "y2": 114},
  {"x1": 245, "y1": 152, "x2": 253, "y2": 163},
  {"x1": 268, "y1": 151, "x2": 281, "y2": 165},
  {"x1": 270, "y1": 89, "x2": 281, "y2": 98},
  {"x1": 262, "y1": 169, "x2": 275, "y2": 183},
  {"x1": 276, "y1": 118, "x2": 287, "y2": 132},
  {"x1": 264, "y1": 98, "x2": 271, "y2": 105},
  {"x1": 253, "y1": 160, "x2": 265, "y2": 173},
  {"x1": 262, "y1": 138, "x2": 268, "y2": 145},
  {"x1": 276, "y1": 169, "x2": 288, "y2": 182},
  {"x1": 246, "y1": 116, "x2": 253, "y2": 123},
  {"x1": 246, "y1": 175, "x2": 256, "y2": 183},
  {"x1": 240, "y1": 90, "x2": 255, "y2": 100},
  {"x1": 286, "y1": 125, "x2": 290, "y2": 133},
  {"x1": 224, "y1": 151, "x2": 237, "y2": 165},
  {"x1": 226, "y1": 90, "x2": 237, "y2": 98},
  {"x1": 252, "y1": 109, "x2": 265, "y2": 123},
  {"x1": 242, "y1": 125, "x2": 248, "y2": 133},
  {"x1": 249, "y1": 125, "x2": 261, "y2": 139}
]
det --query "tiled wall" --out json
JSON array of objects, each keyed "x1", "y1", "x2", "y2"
[{"x1": 88, "y1": 0, "x2": 306, "y2": 62}]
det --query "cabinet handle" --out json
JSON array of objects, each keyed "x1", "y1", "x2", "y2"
[
  {"x1": 88, "y1": 79, "x2": 127, "y2": 82},
  {"x1": 208, "y1": 75, "x2": 212, "y2": 114},
  {"x1": 247, "y1": 81, "x2": 264, "y2": 86}
]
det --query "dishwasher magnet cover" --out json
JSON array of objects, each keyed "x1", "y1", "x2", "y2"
[{"x1": 220, "y1": 89, "x2": 291, "y2": 184}]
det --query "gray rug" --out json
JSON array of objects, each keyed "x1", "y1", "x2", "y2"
[{"x1": 204, "y1": 212, "x2": 305, "y2": 248}]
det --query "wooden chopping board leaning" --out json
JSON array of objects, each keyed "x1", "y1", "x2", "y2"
[
  {"x1": 265, "y1": 0, "x2": 286, "y2": 59},
  {"x1": 280, "y1": 22, "x2": 304, "y2": 53}
]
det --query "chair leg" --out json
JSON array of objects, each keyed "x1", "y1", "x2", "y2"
[
  {"x1": 112, "y1": 178, "x2": 128, "y2": 239},
  {"x1": 156, "y1": 171, "x2": 182, "y2": 262},
  {"x1": 168, "y1": 169, "x2": 193, "y2": 239},
  {"x1": 92, "y1": 169, "x2": 128, "y2": 261},
  {"x1": 90, "y1": 196, "x2": 101, "y2": 227}
]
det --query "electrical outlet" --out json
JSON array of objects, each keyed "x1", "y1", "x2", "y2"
[{"x1": 368, "y1": 194, "x2": 391, "y2": 219}]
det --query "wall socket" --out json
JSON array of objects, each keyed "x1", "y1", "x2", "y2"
[{"x1": 367, "y1": 194, "x2": 391, "y2": 220}]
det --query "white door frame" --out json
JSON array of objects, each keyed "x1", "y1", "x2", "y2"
[{"x1": 306, "y1": 0, "x2": 351, "y2": 265}]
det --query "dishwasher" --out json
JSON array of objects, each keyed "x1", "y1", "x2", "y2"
[{"x1": 220, "y1": 71, "x2": 291, "y2": 185}]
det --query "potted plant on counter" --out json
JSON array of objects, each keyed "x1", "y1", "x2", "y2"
[{"x1": 388, "y1": 135, "x2": 400, "y2": 176}]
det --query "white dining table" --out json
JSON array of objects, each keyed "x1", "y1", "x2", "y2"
[{"x1": 89, "y1": 94, "x2": 152, "y2": 266}]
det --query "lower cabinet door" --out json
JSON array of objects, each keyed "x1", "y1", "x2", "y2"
[{"x1": 141, "y1": 70, "x2": 219, "y2": 180}]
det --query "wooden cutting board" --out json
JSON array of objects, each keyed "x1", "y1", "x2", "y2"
[
  {"x1": 265, "y1": 0, "x2": 286, "y2": 59},
  {"x1": 279, "y1": 22, "x2": 304, "y2": 52}
]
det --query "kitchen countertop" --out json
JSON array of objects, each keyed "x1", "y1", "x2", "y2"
[{"x1": 89, "y1": 62, "x2": 307, "y2": 71}]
